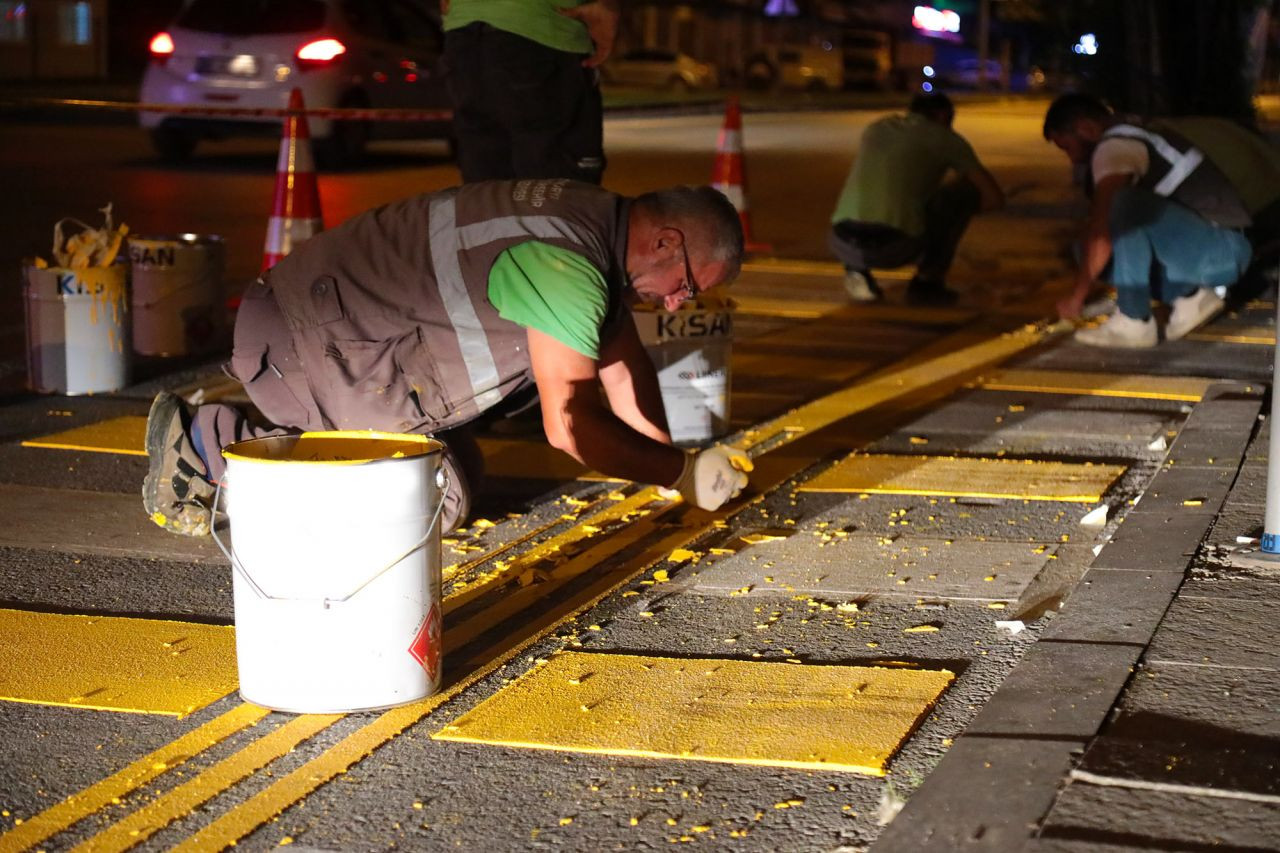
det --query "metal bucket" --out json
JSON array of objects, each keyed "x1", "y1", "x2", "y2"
[
  {"x1": 23, "y1": 264, "x2": 130, "y2": 395},
  {"x1": 217, "y1": 431, "x2": 447, "y2": 714},
  {"x1": 634, "y1": 304, "x2": 733, "y2": 445},
  {"x1": 128, "y1": 234, "x2": 225, "y2": 356}
]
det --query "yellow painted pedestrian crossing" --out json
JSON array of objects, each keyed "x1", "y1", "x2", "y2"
[
  {"x1": 0, "y1": 608, "x2": 237, "y2": 716},
  {"x1": 20, "y1": 415, "x2": 146, "y2": 455},
  {"x1": 978, "y1": 369, "x2": 1217, "y2": 402},
  {"x1": 797, "y1": 453, "x2": 1125, "y2": 502},
  {"x1": 433, "y1": 651, "x2": 954, "y2": 776}
]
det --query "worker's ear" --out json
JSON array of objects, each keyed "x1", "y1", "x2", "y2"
[{"x1": 653, "y1": 226, "x2": 685, "y2": 254}]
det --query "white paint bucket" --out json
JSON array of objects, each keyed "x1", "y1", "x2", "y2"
[
  {"x1": 217, "y1": 431, "x2": 447, "y2": 714},
  {"x1": 128, "y1": 234, "x2": 225, "y2": 356},
  {"x1": 634, "y1": 304, "x2": 733, "y2": 445},
  {"x1": 23, "y1": 264, "x2": 130, "y2": 395}
]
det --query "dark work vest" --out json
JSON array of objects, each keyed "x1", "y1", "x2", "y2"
[
  {"x1": 265, "y1": 179, "x2": 631, "y2": 433},
  {"x1": 1101, "y1": 121, "x2": 1251, "y2": 228}
]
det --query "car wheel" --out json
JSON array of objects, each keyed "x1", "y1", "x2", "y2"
[
  {"x1": 745, "y1": 58, "x2": 776, "y2": 91},
  {"x1": 314, "y1": 94, "x2": 369, "y2": 170},
  {"x1": 151, "y1": 127, "x2": 197, "y2": 162}
]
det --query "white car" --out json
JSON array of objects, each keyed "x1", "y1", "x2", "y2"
[
  {"x1": 139, "y1": 0, "x2": 452, "y2": 167},
  {"x1": 602, "y1": 49, "x2": 718, "y2": 91}
]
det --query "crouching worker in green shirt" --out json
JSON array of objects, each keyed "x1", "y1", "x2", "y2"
[{"x1": 142, "y1": 180, "x2": 751, "y2": 536}]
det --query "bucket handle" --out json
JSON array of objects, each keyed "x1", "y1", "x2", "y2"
[{"x1": 211, "y1": 464, "x2": 450, "y2": 606}]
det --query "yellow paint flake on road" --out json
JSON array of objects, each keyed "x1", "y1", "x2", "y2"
[
  {"x1": 978, "y1": 369, "x2": 1214, "y2": 402},
  {"x1": 432, "y1": 651, "x2": 953, "y2": 775},
  {"x1": 797, "y1": 454, "x2": 1125, "y2": 502},
  {"x1": 22, "y1": 415, "x2": 147, "y2": 455},
  {"x1": 0, "y1": 608, "x2": 237, "y2": 716}
]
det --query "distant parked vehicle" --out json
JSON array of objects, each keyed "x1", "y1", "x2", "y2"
[
  {"x1": 935, "y1": 58, "x2": 1004, "y2": 90},
  {"x1": 744, "y1": 45, "x2": 843, "y2": 92},
  {"x1": 602, "y1": 49, "x2": 718, "y2": 91},
  {"x1": 841, "y1": 29, "x2": 892, "y2": 90},
  {"x1": 139, "y1": 0, "x2": 453, "y2": 168}
]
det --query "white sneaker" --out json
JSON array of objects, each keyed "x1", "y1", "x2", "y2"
[
  {"x1": 1165, "y1": 288, "x2": 1225, "y2": 341},
  {"x1": 1074, "y1": 312, "x2": 1158, "y2": 348},
  {"x1": 842, "y1": 270, "x2": 881, "y2": 303}
]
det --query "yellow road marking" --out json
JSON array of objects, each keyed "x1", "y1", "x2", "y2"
[
  {"x1": 731, "y1": 323, "x2": 1053, "y2": 457},
  {"x1": 7, "y1": 318, "x2": 1056, "y2": 848},
  {"x1": 0, "y1": 608, "x2": 237, "y2": 717},
  {"x1": 433, "y1": 651, "x2": 953, "y2": 776},
  {"x1": 474, "y1": 437, "x2": 618, "y2": 481},
  {"x1": 21, "y1": 416, "x2": 146, "y2": 455},
  {"x1": 0, "y1": 703, "x2": 269, "y2": 853},
  {"x1": 979, "y1": 369, "x2": 1216, "y2": 401},
  {"x1": 797, "y1": 454, "x2": 1124, "y2": 502},
  {"x1": 72, "y1": 713, "x2": 340, "y2": 853},
  {"x1": 1185, "y1": 325, "x2": 1275, "y2": 345},
  {"x1": 730, "y1": 295, "x2": 845, "y2": 318}
]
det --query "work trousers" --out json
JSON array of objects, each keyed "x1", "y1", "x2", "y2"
[
  {"x1": 827, "y1": 177, "x2": 980, "y2": 284},
  {"x1": 191, "y1": 282, "x2": 480, "y2": 532},
  {"x1": 1108, "y1": 187, "x2": 1253, "y2": 320},
  {"x1": 444, "y1": 22, "x2": 605, "y2": 184}
]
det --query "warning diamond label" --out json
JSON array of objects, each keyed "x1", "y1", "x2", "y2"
[{"x1": 408, "y1": 603, "x2": 441, "y2": 682}]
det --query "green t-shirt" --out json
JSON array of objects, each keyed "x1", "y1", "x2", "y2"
[
  {"x1": 831, "y1": 112, "x2": 981, "y2": 236},
  {"x1": 443, "y1": 0, "x2": 592, "y2": 55},
  {"x1": 487, "y1": 240, "x2": 610, "y2": 358}
]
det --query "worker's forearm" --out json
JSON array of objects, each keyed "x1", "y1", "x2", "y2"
[{"x1": 553, "y1": 401, "x2": 685, "y2": 486}]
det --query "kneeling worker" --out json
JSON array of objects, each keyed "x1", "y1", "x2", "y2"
[
  {"x1": 143, "y1": 180, "x2": 751, "y2": 536},
  {"x1": 828, "y1": 92, "x2": 1004, "y2": 306},
  {"x1": 1044, "y1": 93, "x2": 1280, "y2": 346}
]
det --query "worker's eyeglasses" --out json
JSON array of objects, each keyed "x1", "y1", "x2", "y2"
[{"x1": 677, "y1": 239, "x2": 700, "y2": 304}]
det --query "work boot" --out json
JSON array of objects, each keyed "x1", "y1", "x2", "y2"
[
  {"x1": 1165, "y1": 287, "x2": 1225, "y2": 341},
  {"x1": 905, "y1": 277, "x2": 959, "y2": 306},
  {"x1": 141, "y1": 391, "x2": 215, "y2": 536},
  {"x1": 842, "y1": 269, "x2": 882, "y2": 303},
  {"x1": 1073, "y1": 312, "x2": 1158, "y2": 348}
]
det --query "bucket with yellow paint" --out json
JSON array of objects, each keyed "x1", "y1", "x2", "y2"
[
  {"x1": 128, "y1": 234, "x2": 225, "y2": 356},
  {"x1": 216, "y1": 431, "x2": 447, "y2": 713},
  {"x1": 633, "y1": 297, "x2": 733, "y2": 445},
  {"x1": 23, "y1": 263, "x2": 130, "y2": 395}
]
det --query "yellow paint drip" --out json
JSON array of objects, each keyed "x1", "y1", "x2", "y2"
[
  {"x1": 798, "y1": 454, "x2": 1125, "y2": 503},
  {"x1": 432, "y1": 651, "x2": 953, "y2": 775},
  {"x1": 0, "y1": 608, "x2": 236, "y2": 717}
]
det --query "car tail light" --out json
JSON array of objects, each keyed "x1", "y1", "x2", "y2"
[
  {"x1": 149, "y1": 31, "x2": 175, "y2": 66},
  {"x1": 296, "y1": 38, "x2": 346, "y2": 70}
]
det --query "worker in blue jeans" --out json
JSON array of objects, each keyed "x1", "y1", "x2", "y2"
[{"x1": 1044, "y1": 93, "x2": 1279, "y2": 346}]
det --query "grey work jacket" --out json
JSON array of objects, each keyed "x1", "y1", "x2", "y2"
[
  {"x1": 1102, "y1": 120, "x2": 1252, "y2": 228},
  {"x1": 265, "y1": 179, "x2": 631, "y2": 433}
]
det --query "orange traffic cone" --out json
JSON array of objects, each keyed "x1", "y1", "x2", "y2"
[
  {"x1": 261, "y1": 87, "x2": 324, "y2": 272},
  {"x1": 711, "y1": 96, "x2": 770, "y2": 253}
]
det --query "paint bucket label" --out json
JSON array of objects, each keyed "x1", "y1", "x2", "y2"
[
  {"x1": 23, "y1": 264, "x2": 130, "y2": 395},
  {"x1": 634, "y1": 306, "x2": 733, "y2": 445},
  {"x1": 128, "y1": 235, "x2": 225, "y2": 356}
]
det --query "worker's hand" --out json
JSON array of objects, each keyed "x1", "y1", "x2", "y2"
[
  {"x1": 558, "y1": 0, "x2": 620, "y2": 67},
  {"x1": 669, "y1": 446, "x2": 753, "y2": 511}
]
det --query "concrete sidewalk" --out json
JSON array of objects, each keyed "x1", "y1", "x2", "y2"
[{"x1": 873, "y1": 321, "x2": 1280, "y2": 850}]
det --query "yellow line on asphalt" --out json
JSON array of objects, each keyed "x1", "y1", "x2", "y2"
[
  {"x1": 10, "y1": 318, "x2": 1058, "y2": 850},
  {"x1": 978, "y1": 368, "x2": 1218, "y2": 401},
  {"x1": 0, "y1": 703, "x2": 270, "y2": 853},
  {"x1": 72, "y1": 713, "x2": 341, "y2": 853},
  {"x1": 21, "y1": 416, "x2": 146, "y2": 456},
  {"x1": 1186, "y1": 325, "x2": 1275, "y2": 345}
]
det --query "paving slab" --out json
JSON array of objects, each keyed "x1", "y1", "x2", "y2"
[
  {"x1": 1108, "y1": 661, "x2": 1280, "y2": 743},
  {"x1": 870, "y1": 737, "x2": 1085, "y2": 853},
  {"x1": 1076, "y1": 736, "x2": 1280, "y2": 797},
  {"x1": 1145, "y1": 596, "x2": 1280, "y2": 670},
  {"x1": 432, "y1": 651, "x2": 954, "y2": 775},
  {"x1": 894, "y1": 400, "x2": 1170, "y2": 443},
  {"x1": 797, "y1": 454, "x2": 1126, "y2": 502},
  {"x1": 1040, "y1": 568, "x2": 1185, "y2": 645},
  {"x1": 1178, "y1": 392, "x2": 1263, "y2": 433},
  {"x1": 1164, "y1": 428, "x2": 1255, "y2": 468},
  {"x1": 1089, "y1": 510, "x2": 1218, "y2": 572},
  {"x1": 0, "y1": 483, "x2": 225, "y2": 564},
  {"x1": 0, "y1": 608, "x2": 237, "y2": 716},
  {"x1": 965, "y1": 640, "x2": 1142, "y2": 739},
  {"x1": 1018, "y1": 339, "x2": 1274, "y2": 384},
  {"x1": 1130, "y1": 466, "x2": 1236, "y2": 514},
  {"x1": 686, "y1": 532, "x2": 1057, "y2": 603},
  {"x1": 1034, "y1": 778, "x2": 1280, "y2": 852}
]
